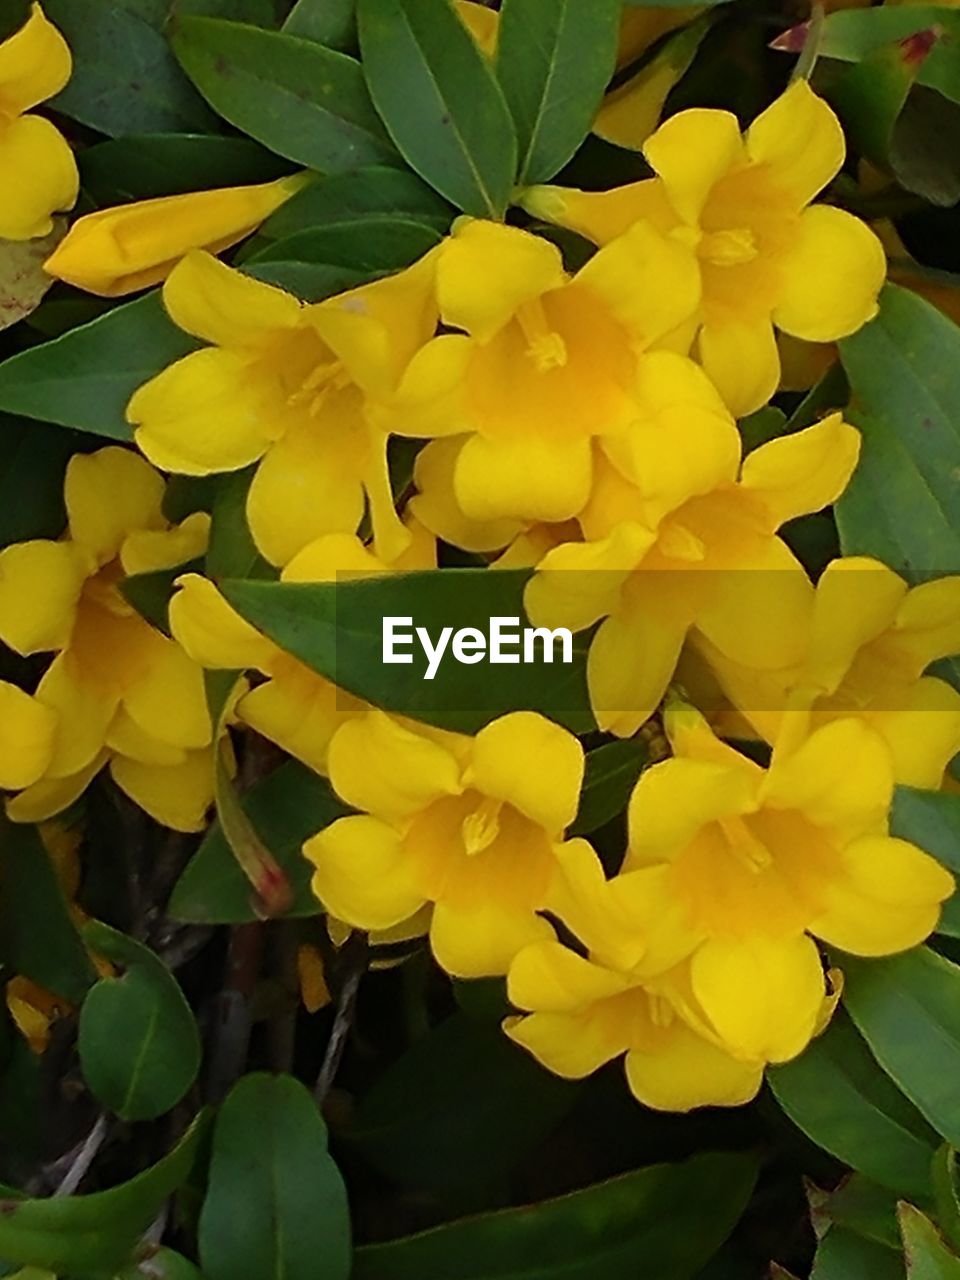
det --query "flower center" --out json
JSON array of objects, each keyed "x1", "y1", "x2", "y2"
[
  {"x1": 516, "y1": 298, "x2": 568, "y2": 372},
  {"x1": 647, "y1": 993, "x2": 676, "y2": 1029},
  {"x1": 700, "y1": 227, "x2": 759, "y2": 268},
  {"x1": 718, "y1": 814, "x2": 774, "y2": 874},
  {"x1": 286, "y1": 357, "x2": 352, "y2": 416},
  {"x1": 657, "y1": 520, "x2": 706, "y2": 563},
  {"x1": 461, "y1": 795, "x2": 504, "y2": 856}
]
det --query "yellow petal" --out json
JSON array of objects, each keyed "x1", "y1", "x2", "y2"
[
  {"x1": 519, "y1": 178, "x2": 677, "y2": 247},
  {"x1": 162, "y1": 249, "x2": 301, "y2": 347},
  {"x1": 169, "y1": 573, "x2": 278, "y2": 671},
  {"x1": 524, "y1": 532, "x2": 640, "y2": 634},
  {"x1": 304, "y1": 814, "x2": 426, "y2": 929},
  {"x1": 431, "y1": 899, "x2": 554, "y2": 978},
  {"x1": 468, "y1": 712, "x2": 583, "y2": 835},
  {"x1": 455, "y1": 430, "x2": 593, "y2": 525},
  {"x1": 0, "y1": 680, "x2": 56, "y2": 789},
  {"x1": 888, "y1": 575, "x2": 960, "y2": 678},
  {"x1": 643, "y1": 107, "x2": 744, "y2": 224},
  {"x1": 508, "y1": 940, "x2": 629, "y2": 1013},
  {"x1": 120, "y1": 510, "x2": 211, "y2": 577},
  {"x1": 65, "y1": 447, "x2": 166, "y2": 565},
  {"x1": 410, "y1": 437, "x2": 523, "y2": 553},
  {"x1": 774, "y1": 205, "x2": 886, "y2": 343},
  {"x1": 505, "y1": 1001, "x2": 631, "y2": 1077},
  {"x1": 627, "y1": 757, "x2": 757, "y2": 866},
  {"x1": 697, "y1": 313, "x2": 780, "y2": 417},
  {"x1": 7, "y1": 751, "x2": 106, "y2": 823},
  {"x1": 106, "y1": 706, "x2": 187, "y2": 766},
  {"x1": 624, "y1": 1019, "x2": 763, "y2": 1111},
  {"x1": 865, "y1": 677, "x2": 960, "y2": 790},
  {"x1": 0, "y1": 539, "x2": 88, "y2": 655},
  {"x1": 0, "y1": 111, "x2": 77, "y2": 241},
  {"x1": 454, "y1": 0, "x2": 499, "y2": 55},
  {"x1": 121, "y1": 629, "x2": 212, "y2": 752},
  {"x1": 804, "y1": 556, "x2": 905, "y2": 695},
  {"x1": 326, "y1": 709, "x2": 462, "y2": 823},
  {"x1": 239, "y1": 661, "x2": 358, "y2": 777},
  {"x1": 388, "y1": 334, "x2": 472, "y2": 440},
  {"x1": 36, "y1": 652, "x2": 117, "y2": 777},
  {"x1": 130, "y1": 348, "x2": 279, "y2": 476},
  {"x1": 110, "y1": 747, "x2": 214, "y2": 833},
  {"x1": 0, "y1": 4, "x2": 72, "y2": 116},
  {"x1": 740, "y1": 414, "x2": 861, "y2": 531},
  {"x1": 745, "y1": 79, "x2": 844, "y2": 211}
]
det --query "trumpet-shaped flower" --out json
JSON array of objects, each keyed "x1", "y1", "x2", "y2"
[
  {"x1": 0, "y1": 3, "x2": 77, "y2": 241},
  {"x1": 525, "y1": 365, "x2": 860, "y2": 735},
  {"x1": 0, "y1": 447, "x2": 214, "y2": 830},
  {"x1": 304, "y1": 708, "x2": 585, "y2": 977},
  {"x1": 618, "y1": 702, "x2": 953, "y2": 1061},
  {"x1": 128, "y1": 248, "x2": 439, "y2": 567},
  {"x1": 521, "y1": 80, "x2": 886, "y2": 414},
  {"x1": 388, "y1": 217, "x2": 700, "y2": 525},
  {"x1": 692, "y1": 557, "x2": 960, "y2": 789},
  {"x1": 44, "y1": 173, "x2": 309, "y2": 296}
]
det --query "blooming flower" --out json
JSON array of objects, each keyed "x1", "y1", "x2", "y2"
[
  {"x1": 304, "y1": 709, "x2": 585, "y2": 977},
  {"x1": 525, "y1": 362, "x2": 860, "y2": 735},
  {"x1": 388, "y1": 217, "x2": 700, "y2": 525},
  {"x1": 44, "y1": 173, "x2": 309, "y2": 297},
  {"x1": 0, "y1": 2, "x2": 77, "y2": 241},
  {"x1": 0, "y1": 447, "x2": 214, "y2": 829},
  {"x1": 521, "y1": 80, "x2": 886, "y2": 415},
  {"x1": 128, "y1": 249, "x2": 439, "y2": 566}
]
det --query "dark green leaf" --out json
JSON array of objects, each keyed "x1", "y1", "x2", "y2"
[
  {"x1": 169, "y1": 760, "x2": 348, "y2": 923},
  {"x1": 825, "y1": 1175, "x2": 903, "y2": 1252},
  {"x1": 0, "y1": 816, "x2": 96, "y2": 1005},
  {"x1": 80, "y1": 134, "x2": 291, "y2": 205},
  {"x1": 0, "y1": 417, "x2": 79, "y2": 548},
  {"x1": 242, "y1": 259, "x2": 369, "y2": 299},
  {"x1": 78, "y1": 921, "x2": 201, "y2": 1121},
  {"x1": 352, "y1": 1150, "x2": 758, "y2": 1279},
  {"x1": 219, "y1": 569, "x2": 595, "y2": 734},
  {"x1": 199, "y1": 1073, "x2": 350, "y2": 1280},
  {"x1": 811, "y1": 1226, "x2": 906, "y2": 1280},
  {"x1": 496, "y1": 0, "x2": 620, "y2": 183},
  {"x1": 121, "y1": 557, "x2": 205, "y2": 634},
  {"x1": 770, "y1": 1011, "x2": 938, "y2": 1197},
  {"x1": 205, "y1": 467, "x2": 272, "y2": 582},
  {"x1": 171, "y1": 16, "x2": 397, "y2": 171},
  {"x1": 357, "y1": 0, "x2": 517, "y2": 218},
  {"x1": 0, "y1": 1113, "x2": 207, "y2": 1274},
  {"x1": 248, "y1": 215, "x2": 441, "y2": 271},
  {"x1": 283, "y1": 0, "x2": 356, "y2": 49},
  {"x1": 891, "y1": 787, "x2": 960, "y2": 938},
  {"x1": 819, "y1": 7, "x2": 960, "y2": 108},
  {"x1": 117, "y1": 1247, "x2": 205, "y2": 1279},
  {"x1": 0, "y1": 1, "x2": 30, "y2": 42},
  {"x1": 932, "y1": 1145, "x2": 960, "y2": 1255},
  {"x1": 0, "y1": 291, "x2": 199, "y2": 440},
  {"x1": 257, "y1": 167, "x2": 452, "y2": 241},
  {"x1": 570, "y1": 739, "x2": 647, "y2": 835},
  {"x1": 899, "y1": 1202, "x2": 960, "y2": 1277}
]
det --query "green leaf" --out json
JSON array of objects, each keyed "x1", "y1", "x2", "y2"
[
  {"x1": 819, "y1": 7, "x2": 960, "y2": 108},
  {"x1": 219, "y1": 569, "x2": 595, "y2": 734},
  {"x1": 770, "y1": 1011, "x2": 938, "y2": 1197},
  {"x1": 495, "y1": 0, "x2": 620, "y2": 183},
  {"x1": 205, "y1": 467, "x2": 272, "y2": 582},
  {"x1": 840, "y1": 946, "x2": 960, "y2": 1148},
  {"x1": 42, "y1": 0, "x2": 217, "y2": 136},
  {"x1": 117, "y1": 1247, "x2": 205, "y2": 1279},
  {"x1": 0, "y1": 816, "x2": 96, "y2": 1005},
  {"x1": 811, "y1": 1225, "x2": 906, "y2": 1280},
  {"x1": 347, "y1": 1010, "x2": 580, "y2": 1193},
  {"x1": 0, "y1": 1113, "x2": 207, "y2": 1274},
  {"x1": 352, "y1": 1149, "x2": 758, "y2": 1279},
  {"x1": 0, "y1": 291, "x2": 198, "y2": 440},
  {"x1": 0, "y1": 1, "x2": 30, "y2": 42},
  {"x1": 570, "y1": 739, "x2": 648, "y2": 835},
  {"x1": 243, "y1": 259, "x2": 369, "y2": 300},
  {"x1": 171, "y1": 16, "x2": 397, "y2": 171},
  {"x1": 900, "y1": 1202, "x2": 960, "y2": 1278},
  {"x1": 825, "y1": 1175, "x2": 904, "y2": 1252},
  {"x1": 199, "y1": 1073, "x2": 351, "y2": 1280},
  {"x1": 283, "y1": 0, "x2": 356, "y2": 49},
  {"x1": 257, "y1": 167, "x2": 452, "y2": 241},
  {"x1": 247, "y1": 215, "x2": 442, "y2": 272},
  {"x1": 891, "y1": 787, "x2": 960, "y2": 938},
  {"x1": 357, "y1": 0, "x2": 517, "y2": 218},
  {"x1": 169, "y1": 760, "x2": 348, "y2": 923},
  {"x1": 837, "y1": 284, "x2": 960, "y2": 581},
  {"x1": 932, "y1": 1145, "x2": 960, "y2": 1255},
  {"x1": 78, "y1": 921, "x2": 202, "y2": 1122},
  {"x1": 0, "y1": 418, "x2": 80, "y2": 548},
  {"x1": 122, "y1": 556, "x2": 205, "y2": 633},
  {"x1": 80, "y1": 134, "x2": 291, "y2": 204}
]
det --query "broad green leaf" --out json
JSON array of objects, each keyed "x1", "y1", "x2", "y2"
[
  {"x1": 0, "y1": 291, "x2": 198, "y2": 440},
  {"x1": 495, "y1": 0, "x2": 620, "y2": 183},
  {"x1": 283, "y1": 0, "x2": 356, "y2": 48},
  {"x1": 199, "y1": 1074, "x2": 351, "y2": 1280},
  {"x1": 80, "y1": 134, "x2": 291, "y2": 204},
  {"x1": 352, "y1": 1150, "x2": 758, "y2": 1279},
  {"x1": 811, "y1": 1226, "x2": 906, "y2": 1280},
  {"x1": 891, "y1": 787, "x2": 960, "y2": 937},
  {"x1": 826, "y1": 1175, "x2": 904, "y2": 1251},
  {"x1": 117, "y1": 1247, "x2": 204, "y2": 1279},
  {"x1": 840, "y1": 946, "x2": 960, "y2": 1147},
  {"x1": 0, "y1": 1113, "x2": 207, "y2": 1274},
  {"x1": 121, "y1": 556, "x2": 205, "y2": 634},
  {"x1": 171, "y1": 16, "x2": 397, "y2": 171},
  {"x1": 169, "y1": 760, "x2": 348, "y2": 923},
  {"x1": 347, "y1": 1011, "x2": 579, "y2": 1193},
  {"x1": 42, "y1": 0, "x2": 217, "y2": 136},
  {"x1": 247, "y1": 215, "x2": 442, "y2": 272},
  {"x1": 818, "y1": 7, "x2": 960, "y2": 108},
  {"x1": 257, "y1": 167, "x2": 452, "y2": 241},
  {"x1": 220, "y1": 569, "x2": 594, "y2": 734},
  {"x1": 837, "y1": 285, "x2": 960, "y2": 581},
  {"x1": 570, "y1": 739, "x2": 648, "y2": 835},
  {"x1": 900, "y1": 1203, "x2": 960, "y2": 1277},
  {"x1": 244, "y1": 258, "x2": 369, "y2": 299},
  {"x1": 0, "y1": 222, "x2": 64, "y2": 332},
  {"x1": 0, "y1": 817, "x2": 96, "y2": 1006},
  {"x1": 770, "y1": 1011, "x2": 938, "y2": 1197},
  {"x1": 0, "y1": 418, "x2": 82, "y2": 548},
  {"x1": 78, "y1": 921, "x2": 201, "y2": 1122},
  {"x1": 205, "y1": 467, "x2": 272, "y2": 582},
  {"x1": 932, "y1": 1145, "x2": 960, "y2": 1254},
  {"x1": 357, "y1": 0, "x2": 517, "y2": 218}
]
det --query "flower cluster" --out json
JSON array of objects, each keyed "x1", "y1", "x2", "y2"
[{"x1": 3, "y1": 5, "x2": 958, "y2": 1111}]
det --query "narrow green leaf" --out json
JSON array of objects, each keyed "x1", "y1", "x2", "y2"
[
  {"x1": 826, "y1": 1175, "x2": 904, "y2": 1252},
  {"x1": 357, "y1": 0, "x2": 517, "y2": 218},
  {"x1": 0, "y1": 292, "x2": 199, "y2": 440},
  {"x1": 121, "y1": 556, "x2": 205, "y2": 633},
  {"x1": 171, "y1": 16, "x2": 397, "y2": 171},
  {"x1": 891, "y1": 787, "x2": 960, "y2": 937},
  {"x1": 496, "y1": 0, "x2": 620, "y2": 183},
  {"x1": 818, "y1": 7, "x2": 960, "y2": 107},
  {"x1": 205, "y1": 467, "x2": 272, "y2": 582},
  {"x1": 811, "y1": 1225, "x2": 906, "y2": 1280},
  {"x1": 78, "y1": 921, "x2": 201, "y2": 1122},
  {"x1": 199, "y1": 1074, "x2": 351, "y2": 1280},
  {"x1": 352, "y1": 1150, "x2": 758, "y2": 1279},
  {"x1": 257, "y1": 167, "x2": 453, "y2": 241},
  {"x1": 247, "y1": 215, "x2": 442, "y2": 272},
  {"x1": 900, "y1": 1202, "x2": 960, "y2": 1277},
  {"x1": 931, "y1": 1145, "x2": 960, "y2": 1255},
  {"x1": 80, "y1": 134, "x2": 291, "y2": 204},
  {"x1": 116, "y1": 1247, "x2": 205, "y2": 1279},
  {"x1": 243, "y1": 259, "x2": 369, "y2": 300},
  {"x1": 570, "y1": 739, "x2": 648, "y2": 835},
  {"x1": 0, "y1": 418, "x2": 80, "y2": 548},
  {"x1": 283, "y1": 0, "x2": 356, "y2": 49}
]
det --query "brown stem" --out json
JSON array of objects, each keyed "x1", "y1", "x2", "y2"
[{"x1": 314, "y1": 932, "x2": 368, "y2": 1104}]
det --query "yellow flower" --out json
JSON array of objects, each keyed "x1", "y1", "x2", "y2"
[
  {"x1": 619, "y1": 702, "x2": 953, "y2": 1060},
  {"x1": 521, "y1": 80, "x2": 886, "y2": 415},
  {"x1": 525, "y1": 361, "x2": 860, "y2": 735},
  {"x1": 0, "y1": 447, "x2": 214, "y2": 830},
  {"x1": 44, "y1": 173, "x2": 309, "y2": 297},
  {"x1": 303, "y1": 709, "x2": 585, "y2": 977},
  {"x1": 128, "y1": 248, "x2": 439, "y2": 566},
  {"x1": 388, "y1": 217, "x2": 700, "y2": 525},
  {"x1": 0, "y1": 3, "x2": 77, "y2": 241},
  {"x1": 692, "y1": 557, "x2": 960, "y2": 790},
  {"x1": 169, "y1": 523, "x2": 435, "y2": 775}
]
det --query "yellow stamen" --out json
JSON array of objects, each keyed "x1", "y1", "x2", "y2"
[
  {"x1": 719, "y1": 814, "x2": 774, "y2": 874},
  {"x1": 657, "y1": 521, "x2": 706, "y2": 563},
  {"x1": 700, "y1": 227, "x2": 758, "y2": 268},
  {"x1": 461, "y1": 796, "x2": 503, "y2": 856},
  {"x1": 648, "y1": 993, "x2": 675, "y2": 1030},
  {"x1": 516, "y1": 298, "x2": 568, "y2": 372}
]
